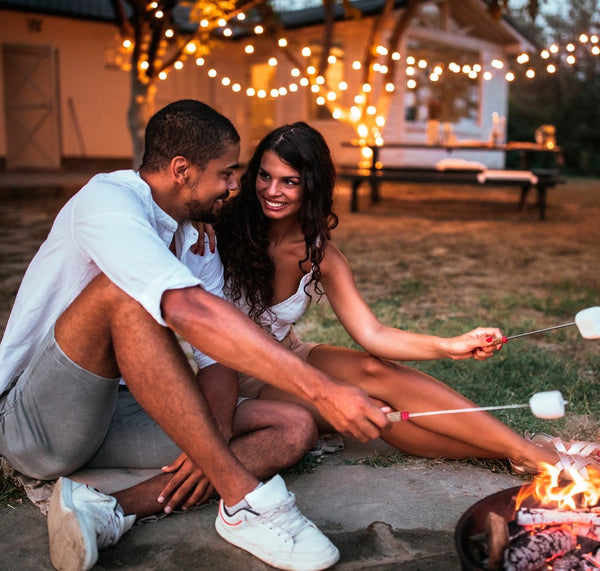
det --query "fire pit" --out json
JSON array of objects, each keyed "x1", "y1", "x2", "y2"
[
  {"x1": 455, "y1": 479, "x2": 600, "y2": 570},
  {"x1": 455, "y1": 485, "x2": 522, "y2": 570}
]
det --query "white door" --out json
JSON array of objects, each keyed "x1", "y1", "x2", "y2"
[{"x1": 2, "y1": 43, "x2": 61, "y2": 170}]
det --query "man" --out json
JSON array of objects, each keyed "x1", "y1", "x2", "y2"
[{"x1": 0, "y1": 100, "x2": 389, "y2": 571}]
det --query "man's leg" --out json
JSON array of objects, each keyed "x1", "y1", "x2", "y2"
[
  {"x1": 109, "y1": 398, "x2": 318, "y2": 518},
  {"x1": 54, "y1": 274, "x2": 257, "y2": 503}
]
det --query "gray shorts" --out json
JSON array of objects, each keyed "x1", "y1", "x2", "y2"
[{"x1": 0, "y1": 327, "x2": 179, "y2": 480}]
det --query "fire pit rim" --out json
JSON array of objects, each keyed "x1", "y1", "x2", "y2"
[{"x1": 454, "y1": 484, "x2": 523, "y2": 571}]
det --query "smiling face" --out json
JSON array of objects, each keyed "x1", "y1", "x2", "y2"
[
  {"x1": 184, "y1": 142, "x2": 240, "y2": 223},
  {"x1": 255, "y1": 150, "x2": 302, "y2": 221}
]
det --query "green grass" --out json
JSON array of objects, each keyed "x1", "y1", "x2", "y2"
[{"x1": 297, "y1": 281, "x2": 600, "y2": 443}]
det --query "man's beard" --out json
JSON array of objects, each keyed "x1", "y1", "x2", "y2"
[{"x1": 186, "y1": 200, "x2": 219, "y2": 223}]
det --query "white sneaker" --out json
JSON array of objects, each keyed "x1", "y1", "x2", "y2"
[
  {"x1": 215, "y1": 475, "x2": 340, "y2": 571},
  {"x1": 48, "y1": 477, "x2": 136, "y2": 571}
]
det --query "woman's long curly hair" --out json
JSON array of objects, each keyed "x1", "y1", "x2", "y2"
[{"x1": 216, "y1": 122, "x2": 339, "y2": 323}]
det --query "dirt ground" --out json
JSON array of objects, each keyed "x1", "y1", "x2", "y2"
[{"x1": 331, "y1": 178, "x2": 600, "y2": 325}]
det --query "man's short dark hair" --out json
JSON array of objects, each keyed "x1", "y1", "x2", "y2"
[{"x1": 141, "y1": 100, "x2": 240, "y2": 172}]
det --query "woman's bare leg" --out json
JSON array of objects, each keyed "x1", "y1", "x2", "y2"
[{"x1": 259, "y1": 345, "x2": 558, "y2": 471}]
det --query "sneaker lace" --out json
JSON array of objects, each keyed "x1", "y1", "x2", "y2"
[{"x1": 257, "y1": 492, "x2": 310, "y2": 539}]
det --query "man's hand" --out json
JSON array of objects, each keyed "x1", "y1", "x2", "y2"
[
  {"x1": 158, "y1": 452, "x2": 214, "y2": 513},
  {"x1": 315, "y1": 381, "x2": 391, "y2": 442}
]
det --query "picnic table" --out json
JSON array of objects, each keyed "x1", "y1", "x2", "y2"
[{"x1": 339, "y1": 141, "x2": 564, "y2": 220}]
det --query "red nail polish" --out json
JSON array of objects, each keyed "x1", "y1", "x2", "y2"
[
  {"x1": 486, "y1": 337, "x2": 493, "y2": 343},
  {"x1": 502, "y1": 336, "x2": 507, "y2": 343}
]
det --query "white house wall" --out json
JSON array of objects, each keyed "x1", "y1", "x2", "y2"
[
  {"x1": 0, "y1": 10, "x2": 131, "y2": 161},
  {"x1": 0, "y1": 9, "x2": 254, "y2": 165},
  {"x1": 0, "y1": 5, "x2": 519, "y2": 169},
  {"x1": 252, "y1": 13, "x2": 512, "y2": 169}
]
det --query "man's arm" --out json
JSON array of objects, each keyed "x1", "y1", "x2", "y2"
[
  {"x1": 162, "y1": 286, "x2": 390, "y2": 442},
  {"x1": 158, "y1": 363, "x2": 238, "y2": 510}
]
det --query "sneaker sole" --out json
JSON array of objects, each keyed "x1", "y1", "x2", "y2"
[
  {"x1": 215, "y1": 514, "x2": 340, "y2": 571},
  {"x1": 48, "y1": 478, "x2": 97, "y2": 571}
]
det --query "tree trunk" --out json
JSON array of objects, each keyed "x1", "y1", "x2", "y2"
[{"x1": 127, "y1": 77, "x2": 156, "y2": 170}]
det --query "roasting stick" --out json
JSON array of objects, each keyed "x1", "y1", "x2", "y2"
[
  {"x1": 387, "y1": 390, "x2": 568, "y2": 422},
  {"x1": 492, "y1": 306, "x2": 600, "y2": 344},
  {"x1": 387, "y1": 403, "x2": 529, "y2": 422}
]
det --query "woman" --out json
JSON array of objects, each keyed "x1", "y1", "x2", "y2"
[{"x1": 213, "y1": 122, "x2": 598, "y2": 476}]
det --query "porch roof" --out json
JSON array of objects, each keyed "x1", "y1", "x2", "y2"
[{"x1": 0, "y1": 0, "x2": 534, "y2": 51}]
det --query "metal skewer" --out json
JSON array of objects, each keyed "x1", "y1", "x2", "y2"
[{"x1": 491, "y1": 306, "x2": 600, "y2": 344}]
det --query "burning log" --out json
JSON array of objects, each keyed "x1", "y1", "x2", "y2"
[
  {"x1": 485, "y1": 511, "x2": 509, "y2": 570},
  {"x1": 516, "y1": 507, "x2": 600, "y2": 527},
  {"x1": 504, "y1": 527, "x2": 576, "y2": 570}
]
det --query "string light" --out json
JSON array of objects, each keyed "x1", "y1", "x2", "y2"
[
  {"x1": 145, "y1": 11, "x2": 599, "y2": 145},
  {"x1": 516, "y1": 53, "x2": 529, "y2": 64}
]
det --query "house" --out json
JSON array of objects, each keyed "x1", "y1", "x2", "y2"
[{"x1": 0, "y1": 0, "x2": 534, "y2": 171}]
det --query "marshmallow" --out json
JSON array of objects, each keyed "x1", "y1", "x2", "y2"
[
  {"x1": 529, "y1": 390, "x2": 566, "y2": 419},
  {"x1": 575, "y1": 306, "x2": 600, "y2": 339}
]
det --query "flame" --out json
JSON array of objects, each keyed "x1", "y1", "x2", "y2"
[{"x1": 516, "y1": 462, "x2": 600, "y2": 511}]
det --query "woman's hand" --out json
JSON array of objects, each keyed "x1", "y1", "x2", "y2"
[
  {"x1": 157, "y1": 452, "x2": 214, "y2": 513},
  {"x1": 190, "y1": 222, "x2": 216, "y2": 256},
  {"x1": 442, "y1": 327, "x2": 504, "y2": 361}
]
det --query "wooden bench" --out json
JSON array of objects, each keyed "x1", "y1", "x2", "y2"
[{"x1": 337, "y1": 166, "x2": 564, "y2": 220}]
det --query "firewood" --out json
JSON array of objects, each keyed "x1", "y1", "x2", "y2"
[
  {"x1": 504, "y1": 527, "x2": 576, "y2": 570},
  {"x1": 549, "y1": 552, "x2": 585, "y2": 570},
  {"x1": 517, "y1": 507, "x2": 600, "y2": 527},
  {"x1": 485, "y1": 511, "x2": 509, "y2": 571}
]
